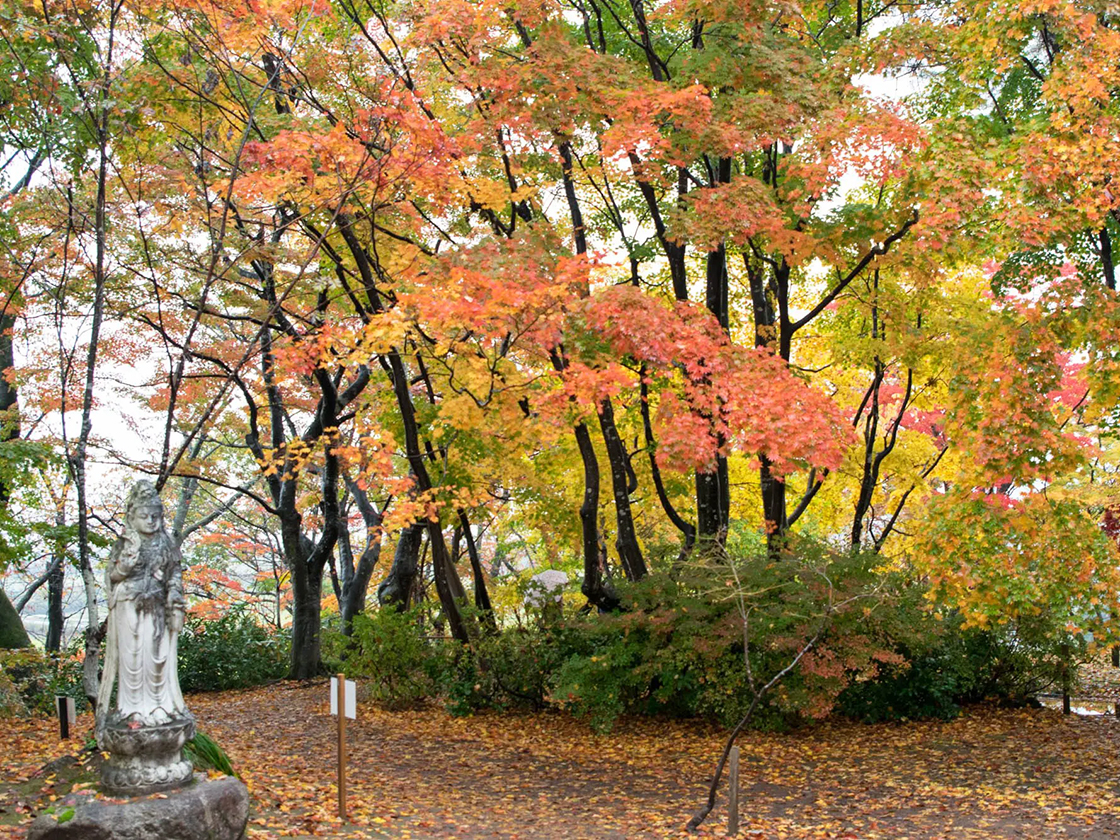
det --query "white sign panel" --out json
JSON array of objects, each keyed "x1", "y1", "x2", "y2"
[{"x1": 330, "y1": 677, "x2": 357, "y2": 719}]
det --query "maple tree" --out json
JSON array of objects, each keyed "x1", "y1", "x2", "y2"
[
  {"x1": 7, "y1": 0, "x2": 1120, "y2": 837},
  {"x1": 0, "y1": 0, "x2": 131, "y2": 701},
  {"x1": 4, "y1": 0, "x2": 1120, "y2": 771}
]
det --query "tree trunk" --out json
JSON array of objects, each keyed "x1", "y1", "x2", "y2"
[
  {"x1": 1101, "y1": 224, "x2": 1116, "y2": 291},
  {"x1": 283, "y1": 504, "x2": 327, "y2": 680},
  {"x1": 428, "y1": 521, "x2": 470, "y2": 641},
  {"x1": 385, "y1": 349, "x2": 472, "y2": 641},
  {"x1": 79, "y1": 558, "x2": 101, "y2": 707},
  {"x1": 458, "y1": 511, "x2": 495, "y2": 628},
  {"x1": 45, "y1": 556, "x2": 65, "y2": 652},
  {"x1": 340, "y1": 532, "x2": 381, "y2": 635},
  {"x1": 0, "y1": 312, "x2": 19, "y2": 506},
  {"x1": 73, "y1": 10, "x2": 117, "y2": 709},
  {"x1": 597, "y1": 398, "x2": 646, "y2": 581},
  {"x1": 745, "y1": 251, "x2": 792, "y2": 549},
  {"x1": 378, "y1": 525, "x2": 423, "y2": 610},
  {"x1": 760, "y1": 456, "x2": 787, "y2": 552},
  {"x1": 696, "y1": 468, "x2": 730, "y2": 546},
  {"x1": 697, "y1": 157, "x2": 732, "y2": 544},
  {"x1": 338, "y1": 479, "x2": 383, "y2": 635},
  {"x1": 574, "y1": 421, "x2": 618, "y2": 610},
  {"x1": 289, "y1": 566, "x2": 323, "y2": 680},
  {"x1": 639, "y1": 376, "x2": 696, "y2": 564}
]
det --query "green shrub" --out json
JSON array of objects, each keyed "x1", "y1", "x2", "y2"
[
  {"x1": 436, "y1": 621, "x2": 587, "y2": 716},
  {"x1": 479, "y1": 624, "x2": 573, "y2": 709},
  {"x1": 550, "y1": 643, "x2": 642, "y2": 733},
  {"x1": 955, "y1": 615, "x2": 1070, "y2": 703},
  {"x1": 836, "y1": 633, "x2": 967, "y2": 722},
  {"x1": 337, "y1": 608, "x2": 436, "y2": 709},
  {"x1": 546, "y1": 544, "x2": 950, "y2": 732},
  {"x1": 327, "y1": 540, "x2": 1072, "y2": 731},
  {"x1": 0, "y1": 647, "x2": 85, "y2": 717},
  {"x1": 838, "y1": 614, "x2": 1068, "y2": 723},
  {"x1": 177, "y1": 611, "x2": 289, "y2": 692},
  {"x1": 546, "y1": 574, "x2": 776, "y2": 732}
]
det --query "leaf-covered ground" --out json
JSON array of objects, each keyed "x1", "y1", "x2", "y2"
[
  {"x1": 1073, "y1": 650, "x2": 1120, "y2": 705},
  {"x1": 5, "y1": 684, "x2": 1120, "y2": 839}
]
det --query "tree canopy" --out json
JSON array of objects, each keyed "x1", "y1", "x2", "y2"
[{"x1": 2, "y1": 0, "x2": 1120, "y2": 684}]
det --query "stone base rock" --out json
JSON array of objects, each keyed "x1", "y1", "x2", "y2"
[{"x1": 26, "y1": 775, "x2": 249, "y2": 840}]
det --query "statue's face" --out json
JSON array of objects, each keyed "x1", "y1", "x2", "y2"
[{"x1": 130, "y1": 504, "x2": 163, "y2": 536}]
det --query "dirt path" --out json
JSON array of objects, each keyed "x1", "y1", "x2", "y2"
[{"x1": 5, "y1": 685, "x2": 1120, "y2": 838}]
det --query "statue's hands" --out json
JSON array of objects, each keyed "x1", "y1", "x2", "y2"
[
  {"x1": 168, "y1": 602, "x2": 185, "y2": 634},
  {"x1": 110, "y1": 556, "x2": 136, "y2": 583}
]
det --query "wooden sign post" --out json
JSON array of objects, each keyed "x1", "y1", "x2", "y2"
[
  {"x1": 336, "y1": 675, "x2": 347, "y2": 821},
  {"x1": 727, "y1": 745, "x2": 740, "y2": 836},
  {"x1": 330, "y1": 674, "x2": 356, "y2": 821}
]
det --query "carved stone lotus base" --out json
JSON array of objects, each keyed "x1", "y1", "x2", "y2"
[{"x1": 99, "y1": 715, "x2": 196, "y2": 795}]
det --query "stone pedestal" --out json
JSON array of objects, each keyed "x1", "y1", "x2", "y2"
[
  {"x1": 98, "y1": 715, "x2": 196, "y2": 795},
  {"x1": 26, "y1": 775, "x2": 249, "y2": 840}
]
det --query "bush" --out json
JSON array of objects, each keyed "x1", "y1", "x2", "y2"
[
  {"x1": 326, "y1": 540, "x2": 1072, "y2": 731},
  {"x1": 177, "y1": 611, "x2": 289, "y2": 692},
  {"x1": 0, "y1": 647, "x2": 85, "y2": 717},
  {"x1": 336, "y1": 608, "x2": 437, "y2": 709},
  {"x1": 542, "y1": 543, "x2": 1066, "y2": 731},
  {"x1": 838, "y1": 613, "x2": 1068, "y2": 723},
  {"x1": 368, "y1": 545, "x2": 901, "y2": 732},
  {"x1": 437, "y1": 622, "x2": 581, "y2": 716},
  {"x1": 546, "y1": 546, "x2": 902, "y2": 732},
  {"x1": 544, "y1": 578, "x2": 807, "y2": 732}
]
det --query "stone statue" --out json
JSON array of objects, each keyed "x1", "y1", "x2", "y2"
[{"x1": 96, "y1": 480, "x2": 195, "y2": 794}]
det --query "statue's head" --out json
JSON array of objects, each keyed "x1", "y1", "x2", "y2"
[{"x1": 125, "y1": 480, "x2": 164, "y2": 538}]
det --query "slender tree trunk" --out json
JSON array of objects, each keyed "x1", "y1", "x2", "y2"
[
  {"x1": 574, "y1": 421, "x2": 618, "y2": 610},
  {"x1": 697, "y1": 157, "x2": 732, "y2": 544},
  {"x1": 0, "y1": 313, "x2": 19, "y2": 495},
  {"x1": 597, "y1": 399, "x2": 646, "y2": 580},
  {"x1": 1101, "y1": 225, "x2": 1116, "y2": 291},
  {"x1": 333, "y1": 477, "x2": 383, "y2": 636},
  {"x1": 458, "y1": 511, "x2": 495, "y2": 629},
  {"x1": 759, "y1": 456, "x2": 787, "y2": 548},
  {"x1": 386, "y1": 349, "x2": 472, "y2": 641},
  {"x1": 639, "y1": 375, "x2": 696, "y2": 564},
  {"x1": 745, "y1": 251, "x2": 792, "y2": 550},
  {"x1": 429, "y1": 520, "x2": 470, "y2": 640},
  {"x1": 73, "y1": 8, "x2": 117, "y2": 707},
  {"x1": 45, "y1": 555, "x2": 64, "y2": 653},
  {"x1": 80, "y1": 564, "x2": 102, "y2": 707},
  {"x1": 339, "y1": 504, "x2": 383, "y2": 634},
  {"x1": 555, "y1": 142, "x2": 635, "y2": 598}
]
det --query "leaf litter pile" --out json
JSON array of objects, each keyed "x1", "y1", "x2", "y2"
[{"x1": 4, "y1": 684, "x2": 1120, "y2": 839}]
